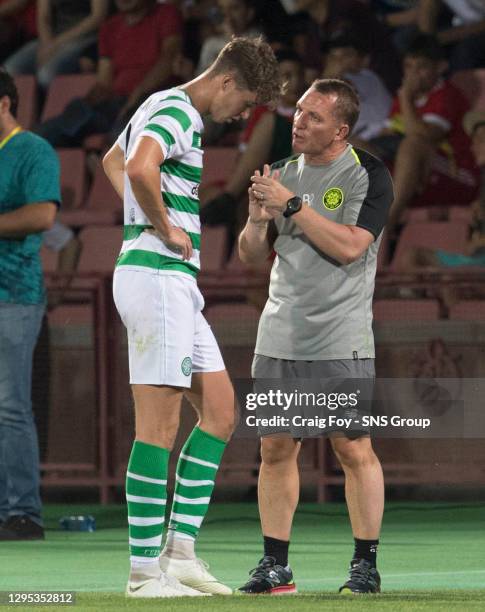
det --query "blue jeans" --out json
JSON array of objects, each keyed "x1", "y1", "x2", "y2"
[
  {"x1": 0, "y1": 303, "x2": 44, "y2": 525},
  {"x1": 3, "y1": 34, "x2": 97, "y2": 89}
]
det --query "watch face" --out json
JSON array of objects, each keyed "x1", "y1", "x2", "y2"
[
  {"x1": 289, "y1": 197, "x2": 302, "y2": 211},
  {"x1": 284, "y1": 196, "x2": 302, "y2": 217}
]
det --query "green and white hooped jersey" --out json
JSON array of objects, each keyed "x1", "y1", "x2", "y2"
[{"x1": 116, "y1": 88, "x2": 203, "y2": 278}]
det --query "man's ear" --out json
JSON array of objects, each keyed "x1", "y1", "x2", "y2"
[
  {"x1": 0, "y1": 95, "x2": 10, "y2": 115},
  {"x1": 222, "y1": 73, "x2": 237, "y2": 91},
  {"x1": 222, "y1": 74, "x2": 231, "y2": 90},
  {"x1": 336, "y1": 124, "x2": 350, "y2": 141}
]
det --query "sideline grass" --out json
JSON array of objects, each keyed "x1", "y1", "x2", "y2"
[
  {"x1": 4, "y1": 592, "x2": 485, "y2": 612},
  {"x1": 1, "y1": 502, "x2": 484, "y2": 610}
]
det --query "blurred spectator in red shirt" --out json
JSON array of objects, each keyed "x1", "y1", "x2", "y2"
[
  {"x1": 0, "y1": 0, "x2": 36, "y2": 63},
  {"x1": 34, "y1": 0, "x2": 183, "y2": 147},
  {"x1": 369, "y1": 34, "x2": 479, "y2": 236},
  {"x1": 4, "y1": 0, "x2": 108, "y2": 90},
  {"x1": 418, "y1": 0, "x2": 485, "y2": 72}
]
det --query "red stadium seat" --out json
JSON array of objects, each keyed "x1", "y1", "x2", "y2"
[
  {"x1": 373, "y1": 299, "x2": 440, "y2": 321},
  {"x1": 77, "y1": 225, "x2": 123, "y2": 275},
  {"x1": 14, "y1": 75, "x2": 37, "y2": 129},
  {"x1": 449, "y1": 205, "x2": 473, "y2": 223},
  {"x1": 59, "y1": 161, "x2": 122, "y2": 227},
  {"x1": 448, "y1": 301, "x2": 485, "y2": 320},
  {"x1": 41, "y1": 74, "x2": 97, "y2": 122},
  {"x1": 58, "y1": 148, "x2": 87, "y2": 209},
  {"x1": 391, "y1": 221, "x2": 469, "y2": 271}
]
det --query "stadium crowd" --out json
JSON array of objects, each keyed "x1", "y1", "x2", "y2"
[{"x1": 2, "y1": 1, "x2": 485, "y2": 227}]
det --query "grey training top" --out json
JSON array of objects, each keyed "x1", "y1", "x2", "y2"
[{"x1": 255, "y1": 145, "x2": 394, "y2": 361}]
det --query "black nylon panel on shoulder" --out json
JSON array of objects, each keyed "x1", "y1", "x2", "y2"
[
  {"x1": 270, "y1": 154, "x2": 299, "y2": 171},
  {"x1": 354, "y1": 148, "x2": 394, "y2": 240}
]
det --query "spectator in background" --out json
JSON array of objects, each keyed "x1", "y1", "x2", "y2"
[
  {"x1": 195, "y1": 0, "x2": 262, "y2": 144},
  {"x1": 369, "y1": 34, "x2": 478, "y2": 236},
  {"x1": 0, "y1": 0, "x2": 36, "y2": 64},
  {"x1": 3, "y1": 0, "x2": 108, "y2": 90},
  {"x1": 418, "y1": 0, "x2": 485, "y2": 72},
  {"x1": 289, "y1": 0, "x2": 402, "y2": 92},
  {"x1": 403, "y1": 112, "x2": 485, "y2": 272},
  {"x1": 201, "y1": 49, "x2": 304, "y2": 250},
  {"x1": 321, "y1": 32, "x2": 392, "y2": 142},
  {"x1": 196, "y1": 0, "x2": 261, "y2": 74},
  {"x1": 0, "y1": 70, "x2": 58, "y2": 541},
  {"x1": 371, "y1": 0, "x2": 419, "y2": 53},
  {"x1": 33, "y1": 0, "x2": 183, "y2": 148}
]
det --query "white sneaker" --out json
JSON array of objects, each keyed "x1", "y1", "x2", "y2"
[
  {"x1": 126, "y1": 568, "x2": 209, "y2": 598},
  {"x1": 160, "y1": 555, "x2": 233, "y2": 595}
]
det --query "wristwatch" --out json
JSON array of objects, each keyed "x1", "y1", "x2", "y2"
[{"x1": 283, "y1": 195, "x2": 303, "y2": 218}]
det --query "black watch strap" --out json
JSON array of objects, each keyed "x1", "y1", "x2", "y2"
[{"x1": 283, "y1": 196, "x2": 303, "y2": 218}]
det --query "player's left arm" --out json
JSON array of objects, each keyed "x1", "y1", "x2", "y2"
[
  {"x1": 251, "y1": 160, "x2": 394, "y2": 265},
  {"x1": 103, "y1": 142, "x2": 125, "y2": 199}
]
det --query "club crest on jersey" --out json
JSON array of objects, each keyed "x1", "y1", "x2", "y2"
[
  {"x1": 323, "y1": 188, "x2": 344, "y2": 210},
  {"x1": 181, "y1": 357, "x2": 192, "y2": 376}
]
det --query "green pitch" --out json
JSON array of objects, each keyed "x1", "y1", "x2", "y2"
[{"x1": 1, "y1": 502, "x2": 484, "y2": 611}]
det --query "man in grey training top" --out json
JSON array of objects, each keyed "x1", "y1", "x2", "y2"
[{"x1": 238, "y1": 79, "x2": 394, "y2": 595}]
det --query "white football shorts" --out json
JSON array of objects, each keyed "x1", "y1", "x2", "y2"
[{"x1": 113, "y1": 268, "x2": 225, "y2": 387}]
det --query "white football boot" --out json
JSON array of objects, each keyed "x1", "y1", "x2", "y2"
[
  {"x1": 126, "y1": 563, "x2": 210, "y2": 598},
  {"x1": 160, "y1": 555, "x2": 232, "y2": 595}
]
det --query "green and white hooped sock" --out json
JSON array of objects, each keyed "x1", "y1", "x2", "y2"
[
  {"x1": 126, "y1": 440, "x2": 169, "y2": 565},
  {"x1": 168, "y1": 427, "x2": 226, "y2": 541}
]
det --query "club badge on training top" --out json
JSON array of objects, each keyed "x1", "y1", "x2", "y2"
[{"x1": 323, "y1": 187, "x2": 344, "y2": 210}]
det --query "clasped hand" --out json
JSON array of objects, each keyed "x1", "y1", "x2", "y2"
[{"x1": 249, "y1": 164, "x2": 294, "y2": 219}]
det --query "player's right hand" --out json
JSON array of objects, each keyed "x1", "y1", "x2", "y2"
[{"x1": 161, "y1": 226, "x2": 193, "y2": 260}]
